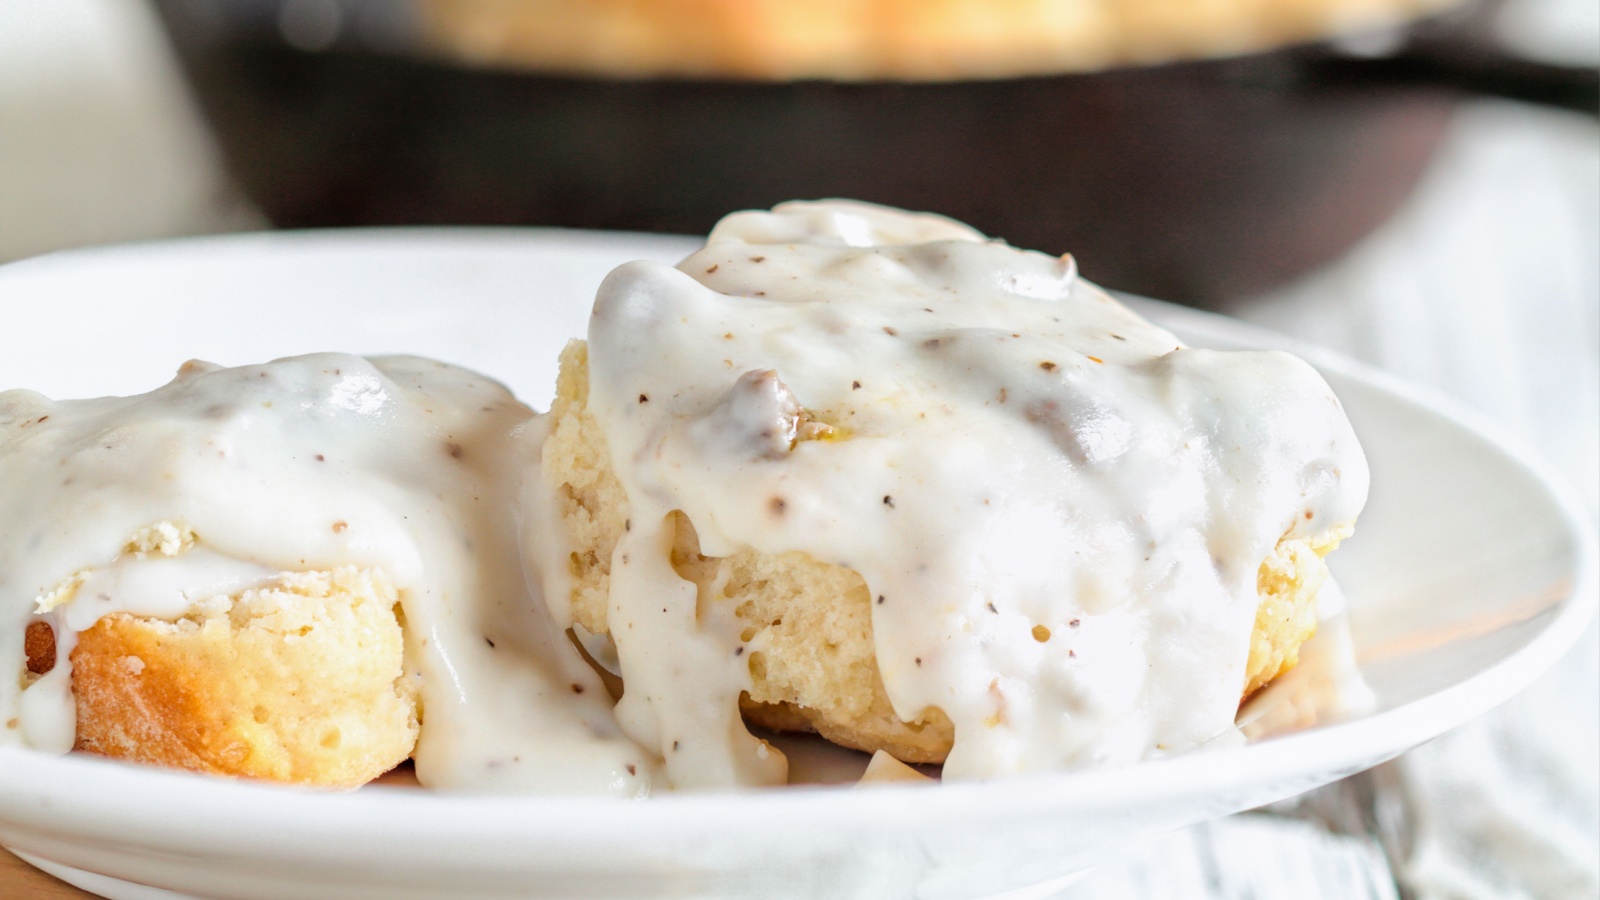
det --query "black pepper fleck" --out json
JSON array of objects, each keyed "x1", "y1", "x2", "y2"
[
  {"x1": 852, "y1": 380, "x2": 862, "y2": 390},
  {"x1": 882, "y1": 495, "x2": 895, "y2": 508},
  {"x1": 639, "y1": 394, "x2": 649, "y2": 403}
]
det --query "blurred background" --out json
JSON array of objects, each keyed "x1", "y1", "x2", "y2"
[{"x1": 1, "y1": 1, "x2": 1595, "y2": 897}]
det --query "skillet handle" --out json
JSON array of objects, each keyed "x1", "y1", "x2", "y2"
[{"x1": 1312, "y1": 41, "x2": 1598, "y2": 115}]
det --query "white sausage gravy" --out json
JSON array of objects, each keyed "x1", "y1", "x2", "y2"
[
  {"x1": 0, "y1": 355, "x2": 656, "y2": 794},
  {"x1": 563, "y1": 200, "x2": 1369, "y2": 787},
  {"x1": 0, "y1": 200, "x2": 1368, "y2": 793}
]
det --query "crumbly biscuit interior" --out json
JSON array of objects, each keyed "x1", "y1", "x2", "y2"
[{"x1": 49, "y1": 566, "x2": 418, "y2": 788}]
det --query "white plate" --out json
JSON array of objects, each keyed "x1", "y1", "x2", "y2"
[{"x1": 0, "y1": 230, "x2": 1593, "y2": 900}]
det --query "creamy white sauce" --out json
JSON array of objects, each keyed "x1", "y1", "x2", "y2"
[
  {"x1": 0, "y1": 354, "x2": 657, "y2": 794},
  {"x1": 0, "y1": 201, "x2": 1370, "y2": 794},
  {"x1": 580, "y1": 200, "x2": 1369, "y2": 785}
]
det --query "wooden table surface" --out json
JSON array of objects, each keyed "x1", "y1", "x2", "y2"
[{"x1": 2, "y1": 846, "x2": 95, "y2": 898}]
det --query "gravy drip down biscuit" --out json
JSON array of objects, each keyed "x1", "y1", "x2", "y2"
[
  {"x1": 1, "y1": 355, "x2": 656, "y2": 793},
  {"x1": 536, "y1": 200, "x2": 1369, "y2": 787}
]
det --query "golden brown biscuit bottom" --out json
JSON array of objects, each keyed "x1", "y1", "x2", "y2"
[
  {"x1": 545, "y1": 339, "x2": 1347, "y2": 763},
  {"x1": 27, "y1": 567, "x2": 419, "y2": 788}
]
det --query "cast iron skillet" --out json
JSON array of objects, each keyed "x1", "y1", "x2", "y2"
[{"x1": 150, "y1": 0, "x2": 1596, "y2": 304}]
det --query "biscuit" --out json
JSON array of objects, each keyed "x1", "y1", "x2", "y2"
[
  {"x1": 546, "y1": 340, "x2": 1347, "y2": 763},
  {"x1": 422, "y1": 0, "x2": 1462, "y2": 81},
  {"x1": 32, "y1": 565, "x2": 418, "y2": 788}
]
